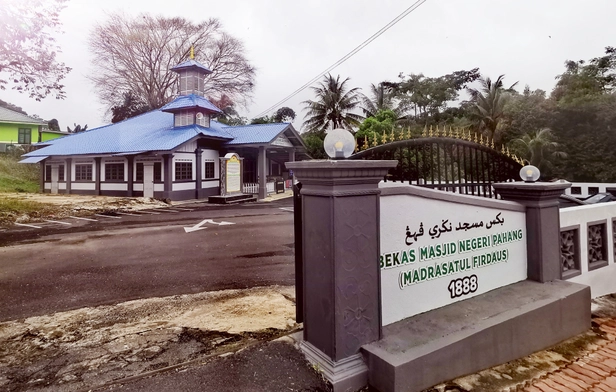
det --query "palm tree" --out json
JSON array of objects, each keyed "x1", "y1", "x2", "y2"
[
  {"x1": 467, "y1": 75, "x2": 518, "y2": 142},
  {"x1": 302, "y1": 74, "x2": 364, "y2": 135},
  {"x1": 361, "y1": 82, "x2": 399, "y2": 118},
  {"x1": 512, "y1": 128, "x2": 567, "y2": 176}
]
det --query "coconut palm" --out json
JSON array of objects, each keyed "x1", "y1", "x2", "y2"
[
  {"x1": 361, "y1": 82, "x2": 400, "y2": 118},
  {"x1": 302, "y1": 74, "x2": 364, "y2": 135},
  {"x1": 467, "y1": 75, "x2": 518, "y2": 142},
  {"x1": 512, "y1": 128, "x2": 567, "y2": 176}
]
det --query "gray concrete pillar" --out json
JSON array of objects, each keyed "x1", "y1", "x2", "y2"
[
  {"x1": 39, "y1": 160, "x2": 46, "y2": 193},
  {"x1": 493, "y1": 182, "x2": 571, "y2": 282},
  {"x1": 195, "y1": 148, "x2": 203, "y2": 199},
  {"x1": 286, "y1": 160, "x2": 397, "y2": 392},
  {"x1": 127, "y1": 156, "x2": 134, "y2": 197},
  {"x1": 163, "y1": 154, "x2": 173, "y2": 200},
  {"x1": 258, "y1": 146, "x2": 267, "y2": 200},
  {"x1": 94, "y1": 157, "x2": 101, "y2": 196},
  {"x1": 65, "y1": 158, "x2": 72, "y2": 194}
]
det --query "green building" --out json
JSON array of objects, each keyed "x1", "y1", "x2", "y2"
[{"x1": 0, "y1": 106, "x2": 65, "y2": 151}]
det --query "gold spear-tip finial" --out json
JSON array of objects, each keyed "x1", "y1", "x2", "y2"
[{"x1": 190, "y1": 45, "x2": 195, "y2": 59}]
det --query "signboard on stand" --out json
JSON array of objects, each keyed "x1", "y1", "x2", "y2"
[
  {"x1": 379, "y1": 192, "x2": 527, "y2": 325},
  {"x1": 219, "y1": 153, "x2": 243, "y2": 196}
]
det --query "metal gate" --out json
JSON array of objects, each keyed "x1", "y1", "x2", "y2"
[{"x1": 349, "y1": 127, "x2": 524, "y2": 199}]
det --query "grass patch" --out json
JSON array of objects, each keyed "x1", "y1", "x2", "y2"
[
  {"x1": 0, "y1": 153, "x2": 39, "y2": 193},
  {"x1": 0, "y1": 196, "x2": 57, "y2": 225}
]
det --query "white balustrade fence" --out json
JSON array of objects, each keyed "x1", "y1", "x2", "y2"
[
  {"x1": 242, "y1": 182, "x2": 277, "y2": 195},
  {"x1": 560, "y1": 202, "x2": 616, "y2": 298}
]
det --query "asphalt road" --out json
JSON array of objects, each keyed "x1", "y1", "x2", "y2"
[{"x1": 0, "y1": 199, "x2": 296, "y2": 322}]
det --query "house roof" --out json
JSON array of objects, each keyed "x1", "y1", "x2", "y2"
[
  {"x1": 24, "y1": 110, "x2": 232, "y2": 157},
  {"x1": 23, "y1": 109, "x2": 306, "y2": 158},
  {"x1": 0, "y1": 106, "x2": 47, "y2": 125},
  {"x1": 170, "y1": 59, "x2": 213, "y2": 74},
  {"x1": 224, "y1": 123, "x2": 293, "y2": 145},
  {"x1": 161, "y1": 94, "x2": 223, "y2": 114}
]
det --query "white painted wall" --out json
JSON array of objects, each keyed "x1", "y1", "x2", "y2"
[
  {"x1": 172, "y1": 182, "x2": 196, "y2": 191},
  {"x1": 202, "y1": 179, "x2": 218, "y2": 189},
  {"x1": 561, "y1": 202, "x2": 616, "y2": 297},
  {"x1": 202, "y1": 148, "x2": 219, "y2": 180},
  {"x1": 101, "y1": 183, "x2": 128, "y2": 191},
  {"x1": 379, "y1": 187, "x2": 527, "y2": 325},
  {"x1": 72, "y1": 183, "x2": 95, "y2": 190},
  {"x1": 176, "y1": 141, "x2": 197, "y2": 153}
]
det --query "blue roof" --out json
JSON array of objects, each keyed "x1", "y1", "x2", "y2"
[
  {"x1": 223, "y1": 123, "x2": 291, "y2": 145},
  {"x1": 161, "y1": 94, "x2": 223, "y2": 114},
  {"x1": 24, "y1": 110, "x2": 233, "y2": 157},
  {"x1": 171, "y1": 59, "x2": 213, "y2": 74},
  {"x1": 22, "y1": 107, "x2": 303, "y2": 158}
]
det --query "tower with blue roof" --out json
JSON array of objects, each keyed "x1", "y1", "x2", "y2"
[{"x1": 161, "y1": 48, "x2": 223, "y2": 130}]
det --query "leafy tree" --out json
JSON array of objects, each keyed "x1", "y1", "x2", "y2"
[
  {"x1": 302, "y1": 133, "x2": 327, "y2": 159},
  {"x1": 89, "y1": 14, "x2": 256, "y2": 115},
  {"x1": 396, "y1": 68, "x2": 480, "y2": 120},
  {"x1": 511, "y1": 128, "x2": 566, "y2": 178},
  {"x1": 302, "y1": 74, "x2": 364, "y2": 135},
  {"x1": 0, "y1": 0, "x2": 71, "y2": 100},
  {"x1": 250, "y1": 116, "x2": 272, "y2": 124},
  {"x1": 552, "y1": 47, "x2": 616, "y2": 104},
  {"x1": 47, "y1": 119, "x2": 60, "y2": 132},
  {"x1": 355, "y1": 109, "x2": 398, "y2": 148},
  {"x1": 500, "y1": 86, "x2": 553, "y2": 145},
  {"x1": 111, "y1": 91, "x2": 149, "y2": 123},
  {"x1": 250, "y1": 107, "x2": 296, "y2": 124},
  {"x1": 467, "y1": 75, "x2": 518, "y2": 142},
  {"x1": 272, "y1": 107, "x2": 296, "y2": 122},
  {"x1": 67, "y1": 123, "x2": 88, "y2": 133}
]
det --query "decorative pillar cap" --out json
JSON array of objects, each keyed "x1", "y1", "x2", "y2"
[
  {"x1": 493, "y1": 181, "x2": 571, "y2": 204},
  {"x1": 286, "y1": 160, "x2": 397, "y2": 185}
]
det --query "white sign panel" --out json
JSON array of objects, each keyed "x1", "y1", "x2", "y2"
[
  {"x1": 271, "y1": 134, "x2": 293, "y2": 147},
  {"x1": 380, "y1": 194, "x2": 527, "y2": 325},
  {"x1": 226, "y1": 155, "x2": 241, "y2": 193}
]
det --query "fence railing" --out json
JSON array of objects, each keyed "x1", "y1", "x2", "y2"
[
  {"x1": 560, "y1": 202, "x2": 616, "y2": 298},
  {"x1": 242, "y1": 181, "x2": 279, "y2": 195}
]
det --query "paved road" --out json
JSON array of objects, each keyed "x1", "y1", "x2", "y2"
[{"x1": 0, "y1": 199, "x2": 296, "y2": 322}]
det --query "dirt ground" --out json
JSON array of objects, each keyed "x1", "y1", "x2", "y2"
[
  {"x1": 0, "y1": 193, "x2": 171, "y2": 225},
  {"x1": 0, "y1": 286, "x2": 297, "y2": 392}
]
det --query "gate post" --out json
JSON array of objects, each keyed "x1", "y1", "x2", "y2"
[
  {"x1": 286, "y1": 160, "x2": 397, "y2": 392},
  {"x1": 493, "y1": 181, "x2": 571, "y2": 282}
]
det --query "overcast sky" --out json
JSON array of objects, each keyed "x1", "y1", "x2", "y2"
[{"x1": 2, "y1": 0, "x2": 615, "y2": 132}]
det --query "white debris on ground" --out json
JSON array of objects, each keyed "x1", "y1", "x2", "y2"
[
  {"x1": 5, "y1": 192, "x2": 170, "y2": 211},
  {"x1": 0, "y1": 193, "x2": 172, "y2": 224},
  {"x1": 0, "y1": 286, "x2": 297, "y2": 392}
]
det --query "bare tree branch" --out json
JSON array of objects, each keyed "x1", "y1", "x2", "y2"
[
  {"x1": 0, "y1": 0, "x2": 71, "y2": 100},
  {"x1": 88, "y1": 13, "x2": 256, "y2": 116}
]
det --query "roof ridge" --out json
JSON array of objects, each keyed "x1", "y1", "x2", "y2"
[
  {"x1": 87, "y1": 109, "x2": 160, "y2": 133},
  {"x1": 0, "y1": 105, "x2": 47, "y2": 124},
  {"x1": 219, "y1": 122, "x2": 290, "y2": 129}
]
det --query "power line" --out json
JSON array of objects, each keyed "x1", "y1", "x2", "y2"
[{"x1": 254, "y1": 0, "x2": 429, "y2": 119}]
